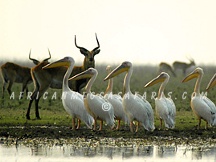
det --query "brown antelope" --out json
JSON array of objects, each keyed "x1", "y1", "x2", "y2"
[
  {"x1": 0, "y1": 50, "x2": 40, "y2": 98},
  {"x1": 173, "y1": 58, "x2": 195, "y2": 76},
  {"x1": 26, "y1": 34, "x2": 100, "y2": 120},
  {"x1": 158, "y1": 62, "x2": 176, "y2": 77}
]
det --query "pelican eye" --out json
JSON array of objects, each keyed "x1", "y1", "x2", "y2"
[{"x1": 161, "y1": 73, "x2": 166, "y2": 77}]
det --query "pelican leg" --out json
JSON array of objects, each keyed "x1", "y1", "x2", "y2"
[
  {"x1": 111, "y1": 124, "x2": 115, "y2": 130},
  {"x1": 76, "y1": 119, "x2": 81, "y2": 129},
  {"x1": 116, "y1": 120, "x2": 121, "y2": 130},
  {"x1": 198, "y1": 118, "x2": 201, "y2": 129},
  {"x1": 160, "y1": 118, "x2": 163, "y2": 130},
  {"x1": 205, "y1": 121, "x2": 208, "y2": 130},
  {"x1": 99, "y1": 120, "x2": 103, "y2": 131},
  {"x1": 135, "y1": 122, "x2": 140, "y2": 132},
  {"x1": 93, "y1": 118, "x2": 97, "y2": 131},
  {"x1": 72, "y1": 118, "x2": 76, "y2": 130},
  {"x1": 129, "y1": 121, "x2": 134, "y2": 132}
]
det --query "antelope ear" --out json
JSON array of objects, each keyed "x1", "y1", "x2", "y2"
[
  {"x1": 79, "y1": 48, "x2": 88, "y2": 56},
  {"x1": 32, "y1": 60, "x2": 40, "y2": 65},
  {"x1": 43, "y1": 55, "x2": 51, "y2": 62},
  {"x1": 93, "y1": 49, "x2": 100, "y2": 56}
]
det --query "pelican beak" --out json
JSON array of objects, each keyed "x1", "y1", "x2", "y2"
[
  {"x1": 144, "y1": 74, "x2": 166, "y2": 88},
  {"x1": 182, "y1": 71, "x2": 199, "y2": 83},
  {"x1": 206, "y1": 74, "x2": 216, "y2": 91},
  {"x1": 104, "y1": 63, "x2": 129, "y2": 81},
  {"x1": 43, "y1": 58, "x2": 70, "y2": 69},
  {"x1": 69, "y1": 69, "x2": 93, "y2": 81}
]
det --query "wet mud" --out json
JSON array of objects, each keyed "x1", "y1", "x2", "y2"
[{"x1": 1, "y1": 125, "x2": 216, "y2": 146}]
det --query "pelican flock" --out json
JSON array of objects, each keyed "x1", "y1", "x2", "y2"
[
  {"x1": 182, "y1": 67, "x2": 216, "y2": 129},
  {"x1": 104, "y1": 61, "x2": 155, "y2": 132},
  {"x1": 24, "y1": 57, "x2": 216, "y2": 132},
  {"x1": 69, "y1": 68, "x2": 115, "y2": 131},
  {"x1": 43, "y1": 56, "x2": 94, "y2": 130},
  {"x1": 3, "y1": 44, "x2": 216, "y2": 133},
  {"x1": 144, "y1": 72, "x2": 176, "y2": 129}
]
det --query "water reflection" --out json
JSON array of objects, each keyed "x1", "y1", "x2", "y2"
[
  {"x1": 154, "y1": 145, "x2": 176, "y2": 158},
  {"x1": 1, "y1": 139, "x2": 216, "y2": 162}
]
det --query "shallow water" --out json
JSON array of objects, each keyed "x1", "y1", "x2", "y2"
[{"x1": 1, "y1": 138, "x2": 216, "y2": 162}]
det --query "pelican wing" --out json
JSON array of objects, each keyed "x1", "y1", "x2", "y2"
[
  {"x1": 62, "y1": 91, "x2": 83, "y2": 114},
  {"x1": 191, "y1": 95, "x2": 216, "y2": 126},
  {"x1": 166, "y1": 97, "x2": 176, "y2": 119},
  {"x1": 87, "y1": 94, "x2": 115, "y2": 126},
  {"x1": 123, "y1": 93, "x2": 154, "y2": 131},
  {"x1": 62, "y1": 90, "x2": 94, "y2": 129},
  {"x1": 203, "y1": 96, "x2": 216, "y2": 113},
  {"x1": 202, "y1": 96, "x2": 216, "y2": 125},
  {"x1": 104, "y1": 93, "x2": 128, "y2": 122},
  {"x1": 155, "y1": 96, "x2": 176, "y2": 128},
  {"x1": 136, "y1": 94, "x2": 155, "y2": 130}
]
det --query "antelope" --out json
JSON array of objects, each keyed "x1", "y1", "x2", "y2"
[
  {"x1": 26, "y1": 34, "x2": 100, "y2": 120},
  {"x1": 173, "y1": 58, "x2": 195, "y2": 76},
  {"x1": 0, "y1": 50, "x2": 40, "y2": 99},
  {"x1": 158, "y1": 62, "x2": 176, "y2": 77}
]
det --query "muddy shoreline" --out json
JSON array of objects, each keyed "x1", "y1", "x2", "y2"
[{"x1": 1, "y1": 125, "x2": 216, "y2": 146}]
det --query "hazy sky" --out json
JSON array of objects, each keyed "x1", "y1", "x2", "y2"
[{"x1": 0, "y1": 0, "x2": 216, "y2": 66}]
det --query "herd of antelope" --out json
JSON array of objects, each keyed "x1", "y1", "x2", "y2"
[{"x1": 158, "y1": 57, "x2": 196, "y2": 77}]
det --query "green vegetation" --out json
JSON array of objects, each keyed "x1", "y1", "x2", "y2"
[{"x1": 0, "y1": 62, "x2": 216, "y2": 140}]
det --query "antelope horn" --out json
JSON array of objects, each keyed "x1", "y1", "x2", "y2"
[
  {"x1": 74, "y1": 35, "x2": 88, "y2": 51},
  {"x1": 186, "y1": 55, "x2": 194, "y2": 62},
  {"x1": 29, "y1": 49, "x2": 32, "y2": 60},
  {"x1": 44, "y1": 48, "x2": 51, "y2": 61},
  {"x1": 29, "y1": 49, "x2": 40, "y2": 65},
  {"x1": 93, "y1": 33, "x2": 100, "y2": 51}
]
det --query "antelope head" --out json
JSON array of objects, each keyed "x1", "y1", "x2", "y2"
[
  {"x1": 186, "y1": 56, "x2": 195, "y2": 66},
  {"x1": 75, "y1": 33, "x2": 100, "y2": 69},
  {"x1": 29, "y1": 49, "x2": 52, "y2": 65},
  {"x1": 190, "y1": 59, "x2": 195, "y2": 66}
]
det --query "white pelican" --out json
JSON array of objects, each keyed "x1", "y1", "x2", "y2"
[
  {"x1": 144, "y1": 72, "x2": 176, "y2": 129},
  {"x1": 182, "y1": 67, "x2": 216, "y2": 129},
  {"x1": 69, "y1": 68, "x2": 115, "y2": 131},
  {"x1": 104, "y1": 61, "x2": 155, "y2": 132},
  {"x1": 43, "y1": 57, "x2": 94, "y2": 130},
  {"x1": 206, "y1": 73, "x2": 216, "y2": 91},
  {"x1": 104, "y1": 65, "x2": 128, "y2": 130}
]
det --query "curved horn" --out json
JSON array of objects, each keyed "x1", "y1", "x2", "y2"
[
  {"x1": 93, "y1": 33, "x2": 100, "y2": 51},
  {"x1": 186, "y1": 55, "x2": 194, "y2": 62},
  {"x1": 74, "y1": 35, "x2": 81, "y2": 49},
  {"x1": 74, "y1": 35, "x2": 88, "y2": 56},
  {"x1": 29, "y1": 49, "x2": 32, "y2": 60},
  {"x1": 74, "y1": 35, "x2": 88, "y2": 51},
  {"x1": 29, "y1": 49, "x2": 40, "y2": 65},
  {"x1": 44, "y1": 48, "x2": 51, "y2": 61}
]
